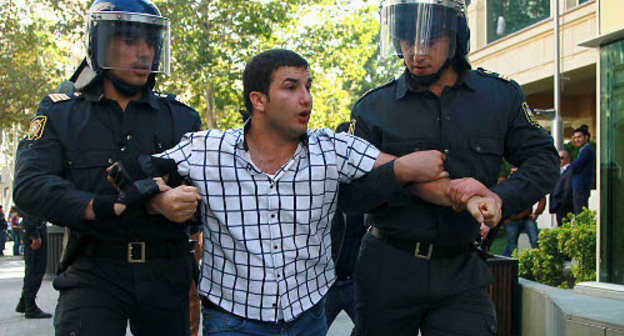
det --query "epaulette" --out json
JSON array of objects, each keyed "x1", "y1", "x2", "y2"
[
  {"x1": 47, "y1": 93, "x2": 71, "y2": 103},
  {"x1": 476, "y1": 67, "x2": 512, "y2": 82},
  {"x1": 153, "y1": 91, "x2": 193, "y2": 109},
  {"x1": 355, "y1": 79, "x2": 396, "y2": 105}
]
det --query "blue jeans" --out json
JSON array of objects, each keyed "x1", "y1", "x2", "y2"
[
  {"x1": 202, "y1": 300, "x2": 327, "y2": 336},
  {"x1": 324, "y1": 279, "x2": 358, "y2": 335},
  {"x1": 503, "y1": 219, "x2": 539, "y2": 257}
]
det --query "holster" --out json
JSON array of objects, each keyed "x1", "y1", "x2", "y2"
[{"x1": 58, "y1": 229, "x2": 92, "y2": 274}]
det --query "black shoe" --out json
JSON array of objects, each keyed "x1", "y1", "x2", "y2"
[
  {"x1": 24, "y1": 299, "x2": 52, "y2": 319},
  {"x1": 15, "y1": 297, "x2": 25, "y2": 313}
]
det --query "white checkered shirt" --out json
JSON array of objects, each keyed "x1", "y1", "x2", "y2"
[{"x1": 156, "y1": 125, "x2": 379, "y2": 322}]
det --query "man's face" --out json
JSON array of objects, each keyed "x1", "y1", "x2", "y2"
[
  {"x1": 105, "y1": 34, "x2": 155, "y2": 86},
  {"x1": 258, "y1": 66, "x2": 313, "y2": 140},
  {"x1": 400, "y1": 34, "x2": 450, "y2": 78},
  {"x1": 559, "y1": 150, "x2": 570, "y2": 167},
  {"x1": 572, "y1": 132, "x2": 589, "y2": 147}
]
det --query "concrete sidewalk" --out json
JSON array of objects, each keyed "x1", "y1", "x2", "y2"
[{"x1": 0, "y1": 243, "x2": 354, "y2": 336}]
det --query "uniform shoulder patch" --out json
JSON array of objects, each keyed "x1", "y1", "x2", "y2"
[
  {"x1": 522, "y1": 102, "x2": 540, "y2": 127},
  {"x1": 476, "y1": 67, "x2": 512, "y2": 82},
  {"x1": 27, "y1": 116, "x2": 47, "y2": 140},
  {"x1": 47, "y1": 93, "x2": 71, "y2": 103}
]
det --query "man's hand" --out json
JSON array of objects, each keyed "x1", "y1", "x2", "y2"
[
  {"x1": 466, "y1": 195, "x2": 503, "y2": 228},
  {"x1": 530, "y1": 213, "x2": 539, "y2": 222},
  {"x1": 448, "y1": 178, "x2": 494, "y2": 210},
  {"x1": 147, "y1": 185, "x2": 201, "y2": 223},
  {"x1": 30, "y1": 237, "x2": 42, "y2": 250},
  {"x1": 479, "y1": 224, "x2": 490, "y2": 241},
  {"x1": 394, "y1": 150, "x2": 448, "y2": 185}
]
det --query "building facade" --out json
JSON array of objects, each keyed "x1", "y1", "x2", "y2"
[{"x1": 467, "y1": 0, "x2": 624, "y2": 286}]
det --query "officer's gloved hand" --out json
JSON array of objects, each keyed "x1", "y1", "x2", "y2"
[
  {"x1": 107, "y1": 155, "x2": 180, "y2": 191},
  {"x1": 117, "y1": 178, "x2": 166, "y2": 209}
]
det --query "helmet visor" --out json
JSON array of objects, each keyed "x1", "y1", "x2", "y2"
[
  {"x1": 86, "y1": 12, "x2": 170, "y2": 75},
  {"x1": 380, "y1": 1, "x2": 460, "y2": 58}
]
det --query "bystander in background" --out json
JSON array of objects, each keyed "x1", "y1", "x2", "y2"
[
  {"x1": 549, "y1": 149, "x2": 574, "y2": 226},
  {"x1": 569, "y1": 126, "x2": 596, "y2": 214},
  {"x1": 503, "y1": 168, "x2": 546, "y2": 257},
  {"x1": 8, "y1": 206, "x2": 22, "y2": 256}
]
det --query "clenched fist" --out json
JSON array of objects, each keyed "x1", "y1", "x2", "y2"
[
  {"x1": 394, "y1": 150, "x2": 449, "y2": 184},
  {"x1": 466, "y1": 195, "x2": 503, "y2": 228}
]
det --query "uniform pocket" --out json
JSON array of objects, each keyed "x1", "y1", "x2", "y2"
[
  {"x1": 65, "y1": 150, "x2": 118, "y2": 192},
  {"x1": 470, "y1": 137, "x2": 503, "y2": 156}
]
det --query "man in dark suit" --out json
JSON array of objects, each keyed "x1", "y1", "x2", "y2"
[
  {"x1": 570, "y1": 126, "x2": 596, "y2": 214},
  {"x1": 550, "y1": 149, "x2": 574, "y2": 226}
]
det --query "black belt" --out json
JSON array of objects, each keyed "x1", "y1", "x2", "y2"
[
  {"x1": 370, "y1": 227, "x2": 471, "y2": 260},
  {"x1": 90, "y1": 241, "x2": 189, "y2": 263}
]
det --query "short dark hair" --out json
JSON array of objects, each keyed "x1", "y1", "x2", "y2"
[
  {"x1": 243, "y1": 49, "x2": 309, "y2": 115},
  {"x1": 573, "y1": 125, "x2": 590, "y2": 138}
]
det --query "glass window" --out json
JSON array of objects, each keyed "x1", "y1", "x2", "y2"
[
  {"x1": 487, "y1": 0, "x2": 550, "y2": 43},
  {"x1": 600, "y1": 39, "x2": 624, "y2": 285},
  {"x1": 579, "y1": 0, "x2": 591, "y2": 4}
]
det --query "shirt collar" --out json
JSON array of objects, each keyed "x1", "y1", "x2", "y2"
[
  {"x1": 237, "y1": 119, "x2": 310, "y2": 152},
  {"x1": 395, "y1": 67, "x2": 476, "y2": 100},
  {"x1": 83, "y1": 82, "x2": 160, "y2": 110}
]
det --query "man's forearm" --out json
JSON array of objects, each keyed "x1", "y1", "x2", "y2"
[{"x1": 408, "y1": 178, "x2": 453, "y2": 206}]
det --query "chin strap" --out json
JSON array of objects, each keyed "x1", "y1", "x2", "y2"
[
  {"x1": 409, "y1": 58, "x2": 451, "y2": 87},
  {"x1": 103, "y1": 71, "x2": 146, "y2": 97}
]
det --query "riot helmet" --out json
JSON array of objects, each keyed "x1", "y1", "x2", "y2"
[
  {"x1": 85, "y1": 0, "x2": 171, "y2": 76},
  {"x1": 380, "y1": 0, "x2": 469, "y2": 61}
]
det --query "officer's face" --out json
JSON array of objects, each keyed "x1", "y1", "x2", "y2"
[
  {"x1": 572, "y1": 132, "x2": 589, "y2": 147},
  {"x1": 559, "y1": 150, "x2": 571, "y2": 166},
  {"x1": 401, "y1": 34, "x2": 450, "y2": 79},
  {"x1": 252, "y1": 66, "x2": 313, "y2": 140},
  {"x1": 106, "y1": 35, "x2": 155, "y2": 86}
]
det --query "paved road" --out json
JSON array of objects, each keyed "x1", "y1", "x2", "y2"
[{"x1": 0, "y1": 242, "x2": 354, "y2": 336}]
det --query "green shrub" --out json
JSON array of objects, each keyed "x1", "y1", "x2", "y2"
[{"x1": 516, "y1": 208, "x2": 596, "y2": 288}]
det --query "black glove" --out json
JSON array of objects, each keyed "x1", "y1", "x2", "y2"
[
  {"x1": 108, "y1": 155, "x2": 179, "y2": 190},
  {"x1": 117, "y1": 178, "x2": 162, "y2": 209}
]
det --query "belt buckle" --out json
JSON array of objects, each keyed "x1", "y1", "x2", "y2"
[
  {"x1": 128, "y1": 242, "x2": 146, "y2": 263},
  {"x1": 414, "y1": 242, "x2": 433, "y2": 260}
]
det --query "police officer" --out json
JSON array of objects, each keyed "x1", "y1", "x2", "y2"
[
  {"x1": 12, "y1": 0, "x2": 202, "y2": 335},
  {"x1": 340, "y1": 0, "x2": 559, "y2": 335},
  {"x1": 15, "y1": 215, "x2": 52, "y2": 319}
]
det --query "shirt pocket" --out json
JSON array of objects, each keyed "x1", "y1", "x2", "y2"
[
  {"x1": 65, "y1": 150, "x2": 118, "y2": 193},
  {"x1": 469, "y1": 137, "x2": 503, "y2": 185},
  {"x1": 380, "y1": 139, "x2": 427, "y2": 157}
]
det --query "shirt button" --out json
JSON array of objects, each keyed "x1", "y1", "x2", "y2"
[
  {"x1": 108, "y1": 158, "x2": 114, "y2": 164},
  {"x1": 273, "y1": 246, "x2": 278, "y2": 250},
  {"x1": 444, "y1": 149, "x2": 450, "y2": 155},
  {"x1": 270, "y1": 184, "x2": 274, "y2": 189},
  {"x1": 120, "y1": 146, "x2": 126, "y2": 152},
  {"x1": 277, "y1": 274, "x2": 281, "y2": 278},
  {"x1": 126, "y1": 134, "x2": 132, "y2": 141},
  {"x1": 476, "y1": 146, "x2": 482, "y2": 152},
  {"x1": 271, "y1": 214, "x2": 276, "y2": 219}
]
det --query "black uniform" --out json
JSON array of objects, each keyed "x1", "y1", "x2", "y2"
[
  {"x1": 20, "y1": 216, "x2": 48, "y2": 301},
  {"x1": 340, "y1": 68, "x2": 559, "y2": 336},
  {"x1": 13, "y1": 83, "x2": 201, "y2": 336}
]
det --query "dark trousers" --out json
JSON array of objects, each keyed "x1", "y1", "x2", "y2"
[
  {"x1": 11, "y1": 229, "x2": 22, "y2": 256},
  {"x1": 325, "y1": 278, "x2": 357, "y2": 336},
  {"x1": 21, "y1": 233, "x2": 47, "y2": 299},
  {"x1": 355, "y1": 233, "x2": 497, "y2": 336},
  {"x1": 53, "y1": 255, "x2": 192, "y2": 336},
  {"x1": 573, "y1": 188, "x2": 590, "y2": 214},
  {"x1": 0, "y1": 230, "x2": 6, "y2": 253}
]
